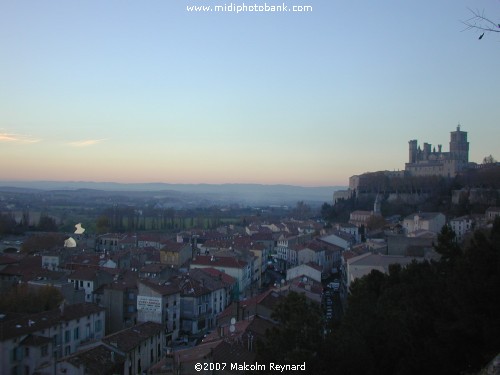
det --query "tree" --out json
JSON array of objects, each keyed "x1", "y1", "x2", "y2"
[
  {"x1": 256, "y1": 292, "x2": 324, "y2": 371},
  {"x1": 482, "y1": 154, "x2": 497, "y2": 164},
  {"x1": 326, "y1": 223, "x2": 500, "y2": 375},
  {"x1": 462, "y1": 8, "x2": 500, "y2": 39},
  {"x1": 0, "y1": 212, "x2": 17, "y2": 235},
  {"x1": 365, "y1": 214, "x2": 386, "y2": 231},
  {"x1": 37, "y1": 214, "x2": 58, "y2": 232},
  {"x1": 320, "y1": 202, "x2": 334, "y2": 221},
  {"x1": 96, "y1": 215, "x2": 111, "y2": 234},
  {"x1": 0, "y1": 284, "x2": 64, "y2": 313},
  {"x1": 292, "y1": 201, "x2": 312, "y2": 220},
  {"x1": 21, "y1": 233, "x2": 66, "y2": 254},
  {"x1": 434, "y1": 224, "x2": 461, "y2": 263}
]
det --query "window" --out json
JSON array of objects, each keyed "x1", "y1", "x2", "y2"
[
  {"x1": 95, "y1": 320, "x2": 102, "y2": 332},
  {"x1": 65, "y1": 330, "x2": 70, "y2": 343},
  {"x1": 87, "y1": 282, "x2": 90, "y2": 288},
  {"x1": 80, "y1": 281, "x2": 83, "y2": 287},
  {"x1": 74, "y1": 327, "x2": 79, "y2": 340},
  {"x1": 65, "y1": 346, "x2": 71, "y2": 356}
]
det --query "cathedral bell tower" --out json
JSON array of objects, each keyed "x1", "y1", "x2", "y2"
[{"x1": 449, "y1": 124, "x2": 469, "y2": 164}]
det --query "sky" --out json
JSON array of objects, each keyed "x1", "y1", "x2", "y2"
[{"x1": 1, "y1": 0, "x2": 499, "y2": 187}]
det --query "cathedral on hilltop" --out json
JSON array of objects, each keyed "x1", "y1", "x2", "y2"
[{"x1": 405, "y1": 125, "x2": 469, "y2": 178}]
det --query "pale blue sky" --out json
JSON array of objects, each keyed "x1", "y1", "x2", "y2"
[{"x1": 1, "y1": 0, "x2": 499, "y2": 186}]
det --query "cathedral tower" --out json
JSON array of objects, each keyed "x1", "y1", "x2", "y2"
[{"x1": 449, "y1": 124, "x2": 469, "y2": 163}]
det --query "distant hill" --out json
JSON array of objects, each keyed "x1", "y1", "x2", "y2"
[{"x1": 0, "y1": 181, "x2": 346, "y2": 206}]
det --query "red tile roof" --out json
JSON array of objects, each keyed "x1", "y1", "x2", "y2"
[
  {"x1": 0, "y1": 303, "x2": 105, "y2": 341},
  {"x1": 62, "y1": 344, "x2": 125, "y2": 374},
  {"x1": 191, "y1": 267, "x2": 236, "y2": 285},
  {"x1": 102, "y1": 321, "x2": 163, "y2": 353},
  {"x1": 191, "y1": 255, "x2": 247, "y2": 269},
  {"x1": 138, "y1": 279, "x2": 180, "y2": 296},
  {"x1": 160, "y1": 240, "x2": 190, "y2": 252}
]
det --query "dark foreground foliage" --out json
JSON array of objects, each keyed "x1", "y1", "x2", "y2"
[
  {"x1": 257, "y1": 218, "x2": 500, "y2": 375},
  {"x1": 0, "y1": 284, "x2": 64, "y2": 314}
]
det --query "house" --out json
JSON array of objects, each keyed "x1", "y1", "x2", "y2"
[
  {"x1": 160, "y1": 240, "x2": 193, "y2": 268},
  {"x1": 320, "y1": 232, "x2": 355, "y2": 251},
  {"x1": 174, "y1": 276, "x2": 214, "y2": 335},
  {"x1": 41, "y1": 253, "x2": 60, "y2": 271},
  {"x1": 0, "y1": 255, "x2": 66, "y2": 286},
  {"x1": 138, "y1": 263, "x2": 175, "y2": 280},
  {"x1": 485, "y1": 207, "x2": 500, "y2": 221},
  {"x1": 449, "y1": 216, "x2": 474, "y2": 242},
  {"x1": 109, "y1": 250, "x2": 132, "y2": 269},
  {"x1": 337, "y1": 223, "x2": 360, "y2": 243},
  {"x1": 286, "y1": 263, "x2": 322, "y2": 284},
  {"x1": 250, "y1": 232, "x2": 276, "y2": 256},
  {"x1": 101, "y1": 321, "x2": 165, "y2": 375},
  {"x1": 68, "y1": 268, "x2": 114, "y2": 303},
  {"x1": 136, "y1": 280, "x2": 181, "y2": 341},
  {"x1": 296, "y1": 241, "x2": 326, "y2": 271},
  {"x1": 217, "y1": 289, "x2": 284, "y2": 326},
  {"x1": 190, "y1": 255, "x2": 250, "y2": 293},
  {"x1": 95, "y1": 234, "x2": 128, "y2": 253},
  {"x1": 93, "y1": 272, "x2": 139, "y2": 334},
  {"x1": 348, "y1": 210, "x2": 373, "y2": 227},
  {"x1": 188, "y1": 268, "x2": 236, "y2": 319},
  {"x1": 247, "y1": 244, "x2": 265, "y2": 287},
  {"x1": 0, "y1": 303, "x2": 105, "y2": 375},
  {"x1": 56, "y1": 344, "x2": 125, "y2": 375},
  {"x1": 137, "y1": 234, "x2": 164, "y2": 250},
  {"x1": 275, "y1": 232, "x2": 307, "y2": 270},
  {"x1": 287, "y1": 276, "x2": 323, "y2": 305},
  {"x1": 403, "y1": 212, "x2": 446, "y2": 235}
]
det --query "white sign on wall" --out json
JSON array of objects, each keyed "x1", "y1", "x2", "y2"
[{"x1": 137, "y1": 296, "x2": 162, "y2": 313}]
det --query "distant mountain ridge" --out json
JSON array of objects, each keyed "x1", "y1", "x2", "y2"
[{"x1": 0, "y1": 181, "x2": 346, "y2": 205}]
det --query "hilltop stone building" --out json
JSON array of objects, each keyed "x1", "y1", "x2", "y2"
[{"x1": 405, "y1": 125, "x2": 469, "y2": 178}]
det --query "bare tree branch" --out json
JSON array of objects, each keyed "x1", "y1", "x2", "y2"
[{"x1": 461, "y1": 8, "x2": 500, "y2": 38}]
